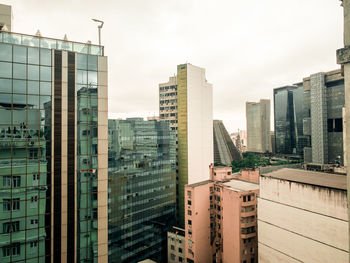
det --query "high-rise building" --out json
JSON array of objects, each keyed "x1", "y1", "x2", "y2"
[
  {"x1": 302, "y1": 69, "x2": 344, "y2": 165},
  {"x1": 258, "y1": 168, "x2": 348, "y2": 262},
  {"x1": 213, "y1": 120, "x2": 241, "y2": 165},
  {"x1": 273, "y1": 85, "x2": 304, "y2": 155},
  {"x1": 159, "y1": 63, "x2": 213, "y2": 227},
  {"x1": 184, "y1": 165, "x2": 259, "y2": 263},
  {"x1": 108, "y1": 118, "x2": 176, "y2": 263},
  {"x1": 167, "y1": 227, "x2": 185, "y2": 263},
  {"x1": 0, "y1": 28, "x2": 108, "y2": 262},
  {"x1": 0, "y1": 4, "x2": 12, "y2": 31},
  {"x1": 246, "y1": 99, "x2": 271, "y2": 153}
]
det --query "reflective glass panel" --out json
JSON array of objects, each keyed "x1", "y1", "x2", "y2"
[
  {"x1": 0, "y1": 93, "x2": 11, "y2": 107},
  {"x1": 27, "y1": 95, "x2": 39, "y2": 109},
  {"x1": 28, "y1": 81, "x2": 39, "y2": 95},
  {"x1": 13, "y1": 63, "x2": 26, "y2": 79},
  {"x1": 40, "y1": 66, "x2": 51, "y2": 81},
  {"x1": 40, "y1": 82, "x2": 51, "y2": 96},
  {"x1": 13, "y1": 46, "x2": 27, "y2": 63},
  {"x1": 87, "y1": 55, "x2": 97, "y2": 71},
  {"x1": 40, "y1": 49, "x2": 51, "y2": 66},
  {"x1": 40, "y1": 38, "x2": 57, "y2": 49},
  {"x1": 13, "y1": 80, "x2": 26, "y2": 94},
  {"x1": 88, "y1": 71, "x2": 97, "y2": 86},
  {"x1": 22, "y1": 36, "x2": 40, "y2": 47},
  {"x1": 2, "y1": 32, "x2": 21, "y2": 44},
  {"x1": 73, "y1": 43, "x2": 88, "y2": 54},
  {"x1": 28, "y1": 47, "x2": 39, "y2": 65},
  {"x1": 77, "y1": 70, "x2": 87, "y2": 84},
  {"x1": 13, "y1": 94, "x2": 26, "y2": 106},
  {"x1": 28, "y1": 65, "x2": 39, "y2": 80},
  {"x1": 77, "y1": 54, "x2": 87, "y2": 70},
  {"x1": 57, "y1": 41, "x2": 72, "y2": 51},
  {"x1": 40, "y1": 96, "x2": 51, "y2": 109},
  {"x1": 0, "y1": 78, "x2": 12, "y2": 93},
  {"x1": 0, "y1": 43, "x2": 12, "y2": 62},
  {"x1": 0, "y1": 62, "x2": 12, "y2": 78}
]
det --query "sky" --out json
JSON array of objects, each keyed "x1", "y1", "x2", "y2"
[{"x1": 1, "y1": 0, "x2": 344, "y2": 133}]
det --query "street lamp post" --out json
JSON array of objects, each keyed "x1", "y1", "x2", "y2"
[{"x1": 92, "y1": 18, "x2": 104, "y2": 46}]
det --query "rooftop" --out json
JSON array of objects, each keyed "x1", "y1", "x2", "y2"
[
  {"x1": 0, "y1": 31, "x2": 103, "y2": 55},
  {"x1": 261, "y1": 168, "x2": 346, "y2": 190},
  {"x1": 187, "y1": 180, "x2": 213, "y2": 188},
  {"x1": 223, "y1": 179, "x2": 259, "y2": 192}
]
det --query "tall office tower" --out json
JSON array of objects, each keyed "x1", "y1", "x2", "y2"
[
  {"x1": 108, "y1": 118, "x2": 176, "y2": 263},
  {"x1": 258, "y1": 169, "x2": 348, "y2": 262},
  {"x1": 159, "y1": 63, "x2": 213, "y2": 227},
  {"x1": 273, "y1": 85, "x2": 304, "y2": 155},
  {"x1": 302, "y1": 69, "x2": 344, "y2": 164},
  {"x1": 246, "y1": 99, "x2": 271, "y2": 153},
  {"x1": 0, "y1": 4, "x2": 12, "y2": 31},
  {"x1": 0, "y1": 29, "x2": 108, "y2": 262},
  {"x1": 213, "y1": 120, "x2": 241, "y2": 165}
]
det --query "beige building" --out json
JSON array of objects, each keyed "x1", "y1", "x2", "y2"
[
  {"x1": 0, "y1": 3, "x2": 12, "y2": 31},
  {"x1": 184, "y1": 165, "x2": 259, "y2": 263},
  {"x1": 258, "y1": 168, "x2": 349, "y2": 262},
  {"x1": 160, "y1": 64, "x2": 214, "y2": 227},
  {"x1": 246, "y1": 99, "x2": 271, "y2": 153},
  {"x1": 168, "y1": 227, "x2": 186, "y2": 263}
]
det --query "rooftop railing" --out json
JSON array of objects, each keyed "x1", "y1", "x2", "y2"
[{"x1": 0, "y1": 31, "x2": 104, "y2": 56}]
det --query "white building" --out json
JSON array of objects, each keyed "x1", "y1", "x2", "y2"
[
  {"x1": 168, "y1": 227, "x2": 185, "y2": 263},
  {"x1": 258, "y1": 168, "x2": 349, "y2": 262}
]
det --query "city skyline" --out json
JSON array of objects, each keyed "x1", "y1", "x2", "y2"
[{"x1": 0, "y1": 0, "x2": 343, "y2": 133}]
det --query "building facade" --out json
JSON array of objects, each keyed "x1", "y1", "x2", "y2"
[
  {"x1": 258, "y1": 168, "x2": 349, "y2": 262},
  {"x1": 160, "y1": 63, "x2": 213, "y2": 227},
  {"x1": 246, "y1": 99, "x2": 271, "y2": 153},
  {"x1": 273, "y1": 84, "x2": 304, "y2": 155},
  {"x1": 184, "y1": 165, "x2": 259, "y2": 263},
  {"x1": 213, "y1": 120, "x2": 241, "y2": 165},
  {"x1": 302, "y1": 69, "x2": 344, "y2": 165},
  {"x1": 167, "y1": 227, "x2": 185, "y2": 263},
  {"x1": 108, "y1": 118, "x2": 176, "y2": 263},
  {"x1": 0, "y1": 29, "x2": 108, "y2": 262}
]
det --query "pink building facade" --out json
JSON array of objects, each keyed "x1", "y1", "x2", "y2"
[{"x1": 185, "y1": 165, "x2": 259, "y2": 263}]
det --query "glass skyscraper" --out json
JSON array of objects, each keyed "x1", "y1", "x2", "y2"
[
  {"x1": 108, "y1": 118, "x2": 176, "y2": 263},
  {"x1": 0, "y1": 30, "x2": 108, "y2": 262}
]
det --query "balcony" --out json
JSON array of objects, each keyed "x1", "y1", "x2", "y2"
[
  {"x1": 240, "y1": 221, "x2": 256, "y2": 228},
  {"x1": 241, "y1": 210, "x2": 256, "y2": 217},
  {"x1": 241, "y1": 232, "x2": 256, "y2": 239},
  {"x1": 241, "y1": 201, "x2": 256, "y2": 207}
]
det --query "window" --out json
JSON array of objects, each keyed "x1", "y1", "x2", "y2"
[
  {"x1": 3, "y1": 199, "x2": 20, "y2": 211},
  {"x1": 170, "y1": 253, "x2": 175, "y2": 260},
  {"x1": 187, "y1": 200, "x2": 192, "y2": 206},
  {"x1": 178, "y1": 248, "x2": 182, "y2": 253},
  {"x1": 3, "y1": 176, "x2": 21, "y2": 188},
  {"x1": 243, "y1": 249, "x2": 247, "y2": 255},
  {"x1": 251, "y1": 258, "x2": 255, "y2": 263},
  {"x1": 187, "y1": 190, "x2": 191, "y2": 198},
  {"x1": 335, "y1": 118, "x2": 343, "y2": 132},
  {"x1": 30, "y1": 219, "x2": 38, "y2": 225},
  {"x1": 250, "y1": 247, "x2": 254, "y2": 253},
  {"x1": 179, "y1": 257, "x2": 183, "y2": 262},
  {"x1": 12, "y1": 177, "x2": 20, "y2": 188},
  {"x1": 30, "y1": 241, "x2": 38, "y2": 248},
  {"x1": 3, "y1": 221, "x2": 19, "y2": 233},
  {"x1": 32, "y1": 174, "x2": 40, "y2": 186},
  {"x1": 188, "y1": 229, "x2": 192, "y2": 236},
  {"x1": 2, "y1": 243, "x2": 20, "y2": 257},
  {"x1": 171, "y1": 245, "x2": 175, "y2": 250},
  {"x1": 188, "y1": 220, "x2": 192, "y2": 226},
  {"x1": 188, "y1": 210, "x2": 192, "y2": 216},
  {"x1": 3, "y1": 177, "x2": 11, "y2": 187}
]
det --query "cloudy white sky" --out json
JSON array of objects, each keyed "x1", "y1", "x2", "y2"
[{"x1": 2, "y1": 0, "x2": 344, "y2": 133}]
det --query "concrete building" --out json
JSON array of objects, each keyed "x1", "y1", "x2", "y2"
[
  {"x1": 184, "y1": 165, "x2": 259, "y2": 263},
  {"x1": 108, "y1": 118, "x2": 176, "y2": 263},
  {"x1": 258, "y1": 168, "x2": 349, "y2": 262},
  {"x1": 0, "y1": 25, "x2": 108, "y2": 262},
  {"x1": 302, "y1": 69, "x2": 344, "y2": 165},
  {"x1": 0, "y1": 4, "x2": 12, "y2": 31},
  {"x1": 246, "y1": 99, "x2": 271, "y2": 153},
  {"x1": 213, "y1": 120, "x2": 241, "y2": 165},
  {"x1": 273, "y1": 85, "x2": 305, "y2": 156},
  {"x1": 160, "y1": 63, "x2": 213, "y2": 227},
  {"x1": 168, "y1": 227, "x2": 186, "y2": 263}
]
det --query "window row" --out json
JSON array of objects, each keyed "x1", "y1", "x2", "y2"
[
  {"x1": 0, "y1": 43, "x2": 51, "y2": 66},
  {"x1": 0, "y1": 94, "x2": 51, "y2": 109},
  {"x1": 0, "y1": 78, "x2": 51, "y2": 95},
  {"x1": 0, "y1": 62, "x2": 51, "y2": 81}
]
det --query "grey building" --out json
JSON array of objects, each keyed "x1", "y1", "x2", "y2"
[
  {"x1": 273, "y1": 84, "x2": 305, "y2": 155},
  {"x1": 302, "y1": 69, "x2": 344, "y2": 164},
  {"x1": 0, "y1": 27, "x2": 108, "y2": 262},
  {"x1": 213, "y1": 120, "x2": 241, "y2": 165},
  {"x1": 246, "y1": 99, "x2": 271, "y2": 153},
  {"x1": 108, "y1": 118, "x2": 176, "y2": 263}
]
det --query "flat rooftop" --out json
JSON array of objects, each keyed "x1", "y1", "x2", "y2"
[
  {"x1": 223, "y1": 179, "x2": 259, "y2": 192},
  {"x1": 187, "y1": 180, "x2": 212, "y2": 188},
  {"x1": 261, "y1": 168, "x2": 346, "y2": 190}
]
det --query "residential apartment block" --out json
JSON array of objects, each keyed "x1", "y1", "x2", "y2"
[
  {"x1": 167, "y1": 227, "x2": 185, "y2": 263},
  {"x1": 108, "y1": 118, "x2": 176, "y2": 263},
  {"x1": 258, "y1": 168, "x2": 349, "y2": 262},
  {"x1": 246, "y1": 99, "x2": 271, "y2": 153},
  {"x1": 184, "y1": 165, "x2": 259, "y2": 263},
  {"x1": 159, "y1": 64, "x2": 213, "y2": 227}
]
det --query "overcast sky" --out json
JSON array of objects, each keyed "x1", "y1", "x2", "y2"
[{"x1": 2, "y1": 0, "x2": 344, "y2": 133}]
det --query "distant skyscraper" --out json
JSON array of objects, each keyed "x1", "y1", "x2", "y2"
[
  {"x1": 159, "y1": 63, "x2": 213, "y2": 227},
  {"x1": 246, "y1": 99, "x2": 271, "y2": 153},
  {"x1": 0, "y1": 4, "x2": 12, "y2": 31},
  {"x1": 302, "y1": 69, "x2": 344, "y2": 164},
  {"x1": 213, "y1": 120, "x2": 241, "y2": 165},
  {"x1": 273, "y1": 85, "x2": 304, "y2": 155},
  {"x1": 0, "y1": 28, "x2": 108, "y2": 262},
  {"x1": 108, "y1": 118, "x2": 176, "y2": 263}
]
